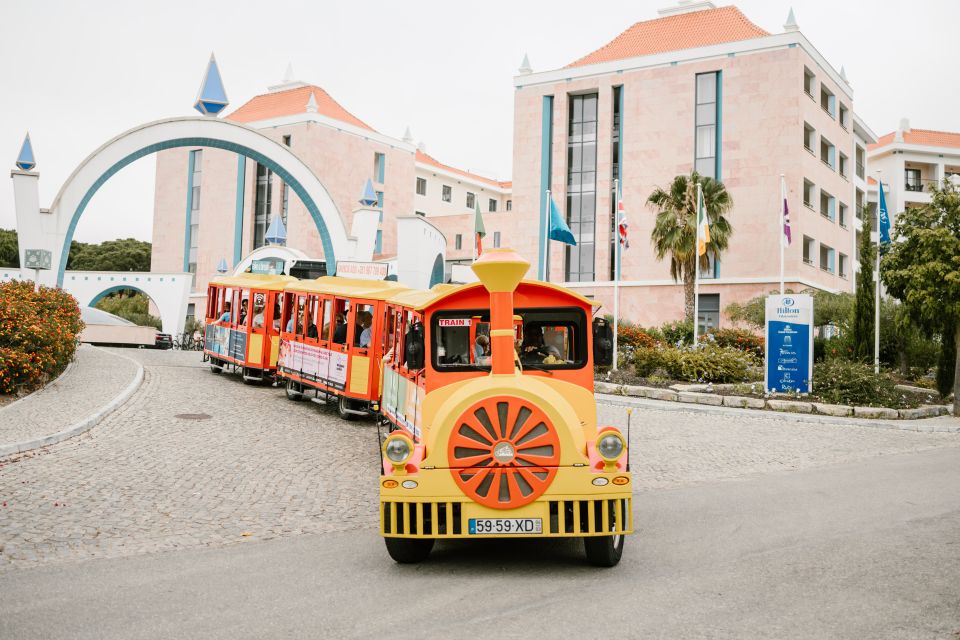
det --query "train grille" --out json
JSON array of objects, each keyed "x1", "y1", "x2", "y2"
[{"x1": 381, "y1": 498, "x2": 632, "y2": 537}]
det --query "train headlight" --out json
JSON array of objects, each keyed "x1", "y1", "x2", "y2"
[
  {"x1": 597, "y1": 432, "x2": 626, "y2": 461},
  {"x1": 384, "y1": 434, "x2": 414, "y2": 465}
]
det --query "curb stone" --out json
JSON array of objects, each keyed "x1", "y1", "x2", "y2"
[
  {"x1": 854, "y1": 406, "x2": 899, "y2": 420},
  {"x1": 766, "y1": 399, "x2": 814, "y2": 413},
  {"x1": 723, "y1": 395, "x2": 765, "y2": 409},
  {"x1": 677, "y1": 391, "x2": 723, "y2": 406},
  {"x1": 813, "y1": 403, "x2": 853, "y2": 417},
  {"x1": 0, "y1": 347, "x2": 144, "y2": 459}
]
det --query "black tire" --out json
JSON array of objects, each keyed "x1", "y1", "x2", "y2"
[
  {"x1": 285, "y1": 378, "x2": 304, "y2": 401},
  {"x1": 338, "y1": 395, "x2": 361, "y2": 421},
  {"x1": 210, "y1": 360, "x2": 223, "y2": 374},
  {"x1": 384, "y1": 537, "x2": 434, "y2": 564},
  {"x1": 584, "y1": 533, "x2": 625, "y2": 567}
]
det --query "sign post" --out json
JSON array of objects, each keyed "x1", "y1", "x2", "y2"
[
  {"x1": 24, "y1": 249, "x2": 52, "y2": 292},
  {"x1": 764, "y1": 294, "x2": 813, "y2": 394}
]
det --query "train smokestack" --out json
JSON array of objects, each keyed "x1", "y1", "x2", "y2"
[{"x1": 471, "y1": 249, "x2": 530, "y2": 375}]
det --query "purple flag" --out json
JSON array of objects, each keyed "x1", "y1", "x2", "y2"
[{"x1": 781, "y1": 175, "x2": 792, "y2": 246}]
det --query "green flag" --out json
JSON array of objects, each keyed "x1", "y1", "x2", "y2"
[{"x1": 474, "y1": 201, "x2": 486, "y2": 256}]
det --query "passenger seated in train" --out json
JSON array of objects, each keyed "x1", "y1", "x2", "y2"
[
  {"x1": 357, "y1": 311, "x2": 373, "y2": 348},
  {"x1": 520, "y1": 328, "x2": 548, "y2": 364},
  {"x1": 218, "y1": 302, "x2": 232, "y2": 323},
  {"x1": 286, "y1": 304, "x2": 305, "y2": 334},
  {"x1": 272, "y1": 303, "x2": 281, "y2": 332},
  {"x1": 474, "y1": 334, "x2": 490, "y2": 365},
  {"x1": 238, "y1": 299, "x2": 249, "y2": 326},
  {"x1": 333, "y1": 313, "x2": 348, "y2": 344},
  {"x1": 252, "y1": 305, "x2": 265, "y2": 329}
]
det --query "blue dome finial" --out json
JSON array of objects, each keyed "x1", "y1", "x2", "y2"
[
  {"x1": 359, "y1": 178, "x2": 378, "y2": 207},
  {"x1": 16, "y1": 133, "x2": 36, "y2": 171},
  {"x1": 194, "y1": 53, "x2": 229, "y2": 116}
]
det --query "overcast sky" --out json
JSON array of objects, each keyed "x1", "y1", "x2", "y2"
[{"x1": 1, "y1": 0, "x2": 956, "y2": 243}]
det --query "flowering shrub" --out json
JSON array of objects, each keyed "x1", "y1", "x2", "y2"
[
  {"x1": 813, "y1": 359, "x2": 903, "y2": 407},
  {"x1": 617, "y1": 321, "x2": 659, "y2": 349},
  {"x1": 706, "y1": 328, "x2": 765, "y2": 359},
  {"x1": 634, "y1": 344, "x2": 760, "y2": 383},
  {"x1": 0, "y1": 281, "x2": 84, "y2": 395}
]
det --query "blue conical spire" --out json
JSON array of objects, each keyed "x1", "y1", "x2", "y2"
[
  {"x1": 359, "y1": 178, "x2": 378, "y2": 207},
  {"x1": 264, "y1": 215, "x2": 287, "y2": 245},
  {"x1": 194, "y1": 53, "x2": 229, "y2": 116},
  {"x1": 216, "y1": 257, "x2": 229, "y2": 273},
  {"x1": 16, "y1": 133, "x2": 36, "y2": 171}
]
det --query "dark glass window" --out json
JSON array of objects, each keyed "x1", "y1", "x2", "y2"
[
  {"x1": 565, "y1": 93, "x2": 598, "y2": 282},
  {"x1": 609, "y1": 85, "x2": 622, "y2": 281},
  {"x1": 416, "y1": 177, "x2": 427, "y2": 195},
  {"x1": 253, "y1": 163, "x2": 273, "y2": 249},
  {"x1": 695, "y1": 73, "x2": 719, "y2": 179}
]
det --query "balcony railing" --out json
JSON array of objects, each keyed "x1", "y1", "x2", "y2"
[
  {"x1": 904, "y1": 178, "x2": 938, "y2": 193},
  {"x1": 856, "y1": 162, "x2": 865, "y2": 179}
]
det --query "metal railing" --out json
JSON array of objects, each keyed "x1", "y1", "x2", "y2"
[
  {"x1": 856, "y1": 162, "x2": 865, "y2": 179},
  {"x1": 904, "y1": 178, "x2": 938, "y2": 193}
]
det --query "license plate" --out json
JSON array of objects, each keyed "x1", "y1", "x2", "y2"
[{"x1": 468, "y1": 518, "x2": 542, "y2": 535}]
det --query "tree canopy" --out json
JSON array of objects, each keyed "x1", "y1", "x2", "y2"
[
  {"x1": 881, "y1": 182, "x2": 960, "y2": 412},
  {"x1": 0, "y1": 230, "x2": 152, "y2": 272},
  {"x1": 0, "y1": 229, "x2": 19, "y2": 268}
]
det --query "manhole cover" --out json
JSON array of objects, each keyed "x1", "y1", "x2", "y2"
[{"x1": 174, "y1": 413, "x2": 211, "y2": 421}]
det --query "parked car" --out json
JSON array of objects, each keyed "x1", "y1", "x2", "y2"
[{"x1": 154, "y1": 333, "x2": 173, "y2": 350}]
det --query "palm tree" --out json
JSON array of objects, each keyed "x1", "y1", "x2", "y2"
[{"x1": 647, "y1": 172, "x2": 733, "y2": 322}]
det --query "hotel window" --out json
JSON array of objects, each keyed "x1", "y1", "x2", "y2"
[
  {"x1": 803, "y1": 236, "x2": 815, "y2": 265},
  {"x1": 442, "y1": 185, "x2": 452, "y2": 202},
  {"x1": 186, "y1": 303, "x2": 196, "y2": 323},
  {"x1": 803, "y1": 122, "x2": 815, "y2": 153},
  {"x1": 856, "y1": 189, "x2": 864, "y2": 217},
  {"x1": 839, "y1": 103, "x2": 850, "y2": 130},
  {"x1": 282, "y1": 135, "x2": 291, "y2": 147},
  {"x1": 839, "y1": 202, "x2": 849, "y2": 228},
  {"x1": 697, "y1": 293, "x2": 720, "y2": 335},
  {"x1": 416, "y1": 177, "x2": 427, "y2": 196},
  {"x1": 820, "y1": 190, "x2": 835, "y2": 221},
  {"x1": 281, "y1": 183, "x2": 289, "y2": 226},
  {"x1": 905, "y1": 168, "x2": 921, "y2": 191},
  {"x1": 699, "y1": 253, "x2": 718, "y2": 279},
  {"x1": 609, "y1": 85, "x2": 622, "y2": 281},
  {"x1": 374, "y1": 152, "x2": 386, "y2": 183},
  {"x1": 820, "y1": 244, "x2": 835, "y2": 273},
  {"x1": 253, "y1": 163, "x2": 273, "y2": 249},
  {"x1": 565, "y1": 93, "x2": 598, "y2": 282},
  {"x1": 695, "y1": 72, "x2": 719, "y2": 179},
  {"x1": 506, "y1": 199, "x2": 512, "y2": 211},
  {"x1": 466, "y1": 192, "x2": 475, "y2": 208},
  {"x1": 855, "y1": 146, "x2": 866, "y2": 179},
  {"x1": 820, "y1": 137, "x2": 835, "y2": 169},
  {"x1": 839, "y1": 253, "x2": 849, "y2": 279},
  {"x1": 820, "y1": 85, "x2": 835, "y2": 118},
  {"x1": 803, "y1": 179, "x2": 815, "y2": 208},
  {"x1": 375, "y1": 230, "x2": 383, "y2": 254},
  {"x1": 376, "y1": 191, "x2": 384, "y2": 209},
  {"x1": 488, "y1": 198, "x2": 497, "y2": 212},
  {"x1": 839, "y1": 153, "x2": 849, "y2": 178},
  {"x1": 803, "y1": 67, "x2": 815, "y2": 97},
  {"x1": 493, "y1": 231, "x2": 501, "y2": 248},
  {"x1": 188, "y1": 150, "x2": 202, "y2": 287},
  {"x1": 455, "y1": 234, "x2": 462, "y2": 250}
]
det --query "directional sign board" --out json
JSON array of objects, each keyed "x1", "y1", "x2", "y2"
[
  {"x1": 764, "y1": 294, "x2": 813, "y2": 394},
  {"x1": 24, "y1": 249, "x2": 51, "y2": 270}
]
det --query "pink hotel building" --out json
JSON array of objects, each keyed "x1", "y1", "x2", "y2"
[{"x1": 153, "y1": 1, "x2": 877, "y2": 330}]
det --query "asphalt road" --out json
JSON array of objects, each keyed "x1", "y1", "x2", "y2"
[{"x1": 2, "y1": 446, "x2": 957, "y2": 640}]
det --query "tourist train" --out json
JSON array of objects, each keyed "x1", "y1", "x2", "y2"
[{"x1": 202, "y1": 248, "x2": 632, "y2": 566}]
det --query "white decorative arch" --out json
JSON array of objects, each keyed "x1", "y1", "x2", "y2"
[
  {"x1": 62, "y1": 271, "x2": 192, "y2": 336},
  {"x1": 16, "y1": 116, "x2": 350, "y2": 288},
  {"x1": 231, "y1": 245, "x2": 309, "y2": 276}
]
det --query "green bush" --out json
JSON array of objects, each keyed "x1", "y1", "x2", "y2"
[
  {"x1": 0, "y1": 280, "x2": 84, "y2": 394},
  {"x1": 651, "y1": 320, "x2": 693, "y2": 346},
  {"x1": 634, "y1": 344, "x2": 759, "y2": 383},
  {"x1": 707, "y1": 328, "x2": 764, "y2": 358},
  {"x1": 813, "y1": 359, "x2": 903, "y2": 407}
]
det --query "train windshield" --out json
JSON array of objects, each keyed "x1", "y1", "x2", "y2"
[{"x1": 432, "y1": 307, "x2": 586, "y2": 371}]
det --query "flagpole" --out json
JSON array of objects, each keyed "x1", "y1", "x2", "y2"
[
  {"x1": 612, "y1": 179, "x2": 620, "y2": 372},
  {"x1": 543, "y1": 190, "x2": 551, "y2": 283},
  {"x1": 692, "y1": 181, "x2": 702, "y2": 348},
  {"x1": 874, "y1": 172, "x2": 882, "y2": 374},
  {"x1": 780, "y1": 173, "x2": 786, "y2": 295}
]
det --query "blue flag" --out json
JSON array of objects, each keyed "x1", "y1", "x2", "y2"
[
  {"x1": 548, "y1": 196, "x2": 577, "y2": 246},
  {"x1": 878, "y1": 180, "x2": 891, "y2": 245}
]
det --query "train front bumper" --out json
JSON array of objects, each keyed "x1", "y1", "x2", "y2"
[{"x1": 379, "y1": 467, "x2": 633, "y2": 539}]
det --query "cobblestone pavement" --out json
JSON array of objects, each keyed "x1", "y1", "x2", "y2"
[
  {"x1": 0, "y1": 345, "x2": 139, "y2": 447},
  {"x1": 1, "y1": 349, "x2": 958, "y2": 572}
]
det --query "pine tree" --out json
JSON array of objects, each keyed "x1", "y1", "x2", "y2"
[{"x1": 852, "y1": 215, "x2": 875, "y2": 362}]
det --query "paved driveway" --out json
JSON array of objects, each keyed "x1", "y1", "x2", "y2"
[{"x1": 1, "y1": 349, "x2": 958, "y2": 572}]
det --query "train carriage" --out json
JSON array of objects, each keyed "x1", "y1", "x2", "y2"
[
  {"x1": 277, "y1": 276, "x2": 410, "y2": 419},
  {"x1": 204, "y1": 273, "x2": 297, "y2": 382},
  {"x1": 378, "y1": 249, "x2": 632, "y2": 566}
]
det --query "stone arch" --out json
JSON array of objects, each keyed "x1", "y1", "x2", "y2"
[{"x1": 46, "y1": 117, "x2": 349, "y2": 287}]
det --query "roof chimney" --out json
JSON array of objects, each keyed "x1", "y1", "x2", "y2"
[
  {"x1": 783, "y1": 8, "x2": 798, "y2": 32},
  {"x1": 657, "y1": 1, "x2": 716, "y2": 17}
]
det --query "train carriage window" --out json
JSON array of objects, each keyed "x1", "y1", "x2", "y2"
[
  {"x1": 432, "y1": 307, "x2": 586, "y2": 370},
  {"x1": 290, "y1": 295, "x2": 306, "y2": 337},
  {"x1": 250, "y1": 290, "x2": 268, "y2": 332},
  {"x1": 238, "y1": 290, "x2": 251, "y2": 327},
  {"x1": 332, "y1": 299, "x2": 350, "y2": 345},
  {"x1": 281, "y1": 292, "x2": 295, "y2": 333},
  {"x1": 354, "y1": 303, "x2": 374, "y2": 349},
  {"x1": 384, "y1": 308, "x2": 396, "y2": 355},
  {"x1": 306, "y1": 295, "x2": 320, "y2": 340},
  {"x1": 319, "y1": 298, "x2": 333, "y2": 342}
]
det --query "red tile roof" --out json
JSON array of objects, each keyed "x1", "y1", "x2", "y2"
[
  {"x1": 415, "y1": 149, "x2": 511, "y2": 190},
  {"x1": 227, "y1": 85, "x2": 375, "y2": 131},
  {"x1": 567, "y1": 5, "x2": 768, "y2": 68},
  {"x1": 869, "y1": 128, "x2": 960, "y2": 151}
]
